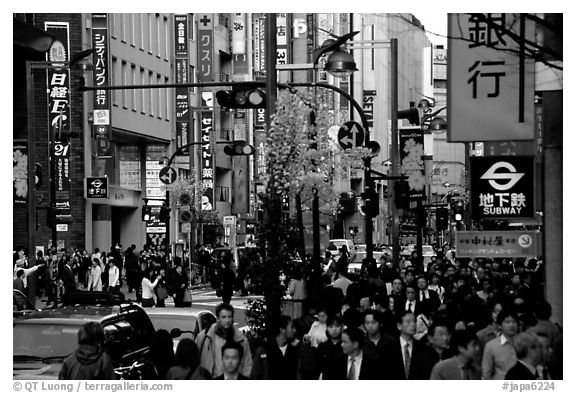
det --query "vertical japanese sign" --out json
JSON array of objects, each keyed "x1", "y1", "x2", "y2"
[
  {"x1": 362, "y1": 90, "x2": 376, "y2": 129},
  {"x1": 52, "y1": 140, "x2": 72, "y2": 222},
  {"x1": 399, "y1": 127, "x2": 426, "y2": 200},
  {"x1": 306, "y1": 14, "x2": 315, "y2": 56},
  {"x1": 276, "y1": 13, "x2": 288, "y2": 67},
  {"x1": 253, "y1": 18, "x2": 266, "y2": 74},
  {"x1": 232, "y1": 13, "x2": 248, "y2": 74},
  {"x1": 201, "y1": 93, "x2": 214, "y2": 211},
  {"x1": 91, "y1": 14, "x2": 112, "y2": 157},
  {"x1": 197, "y1": 14, "x2": 214, "y2": 82},
  {"x1": 13, "y1": 142, "x2": 28, "y2": 204},
  {"x1": 470, "y1": 156, "x2": 534, "y2": 219},
  {"x1": 253, "y1": 130, "x2": 267, "y2": 184},
  {"x1": 448, "y1": 13, "x2": 535, "y2": 141},
  {"x1": 46, "y1": 22, "x2": 73, "y2": 222},
  {"x1": 145, "y1": 145, "x2": 167, "y2": 199},
  {"x1": 45, "y1": 22, "x2": 71, "y2": 135},
  {"x1": 175, "y1": 14, "x2": 190, "y2": 155}
]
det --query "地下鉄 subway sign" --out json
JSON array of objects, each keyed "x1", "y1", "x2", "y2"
[{"x1": 470, "y1": 156, "x2": 534, "y2": 219}]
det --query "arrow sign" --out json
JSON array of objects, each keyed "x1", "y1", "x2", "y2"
[
  {"x1": 159, "y1": 166, "x2": 178, "y2": 185},
  {"x1": 337, "y1": 121, "x2": 364, "y2": 150}
]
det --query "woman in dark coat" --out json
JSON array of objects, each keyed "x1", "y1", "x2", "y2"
[
  {"x1": 141, "y1": 329, "x2": 175, "y2": 380},
  {"x1": 170, "y1": 265, "x2": 188, "y2": 308}
]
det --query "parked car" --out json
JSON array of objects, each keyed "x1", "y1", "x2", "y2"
[
  {"x1": 347, "y1": 251, "x2": 384, "y2": 275},
  {"x1": 13, "y1": 289, "x2": 37, "y2": 318},
  {"x1": 144, "y1": 308, "x2": 217, "y2": 352},
  {"x1": 13, "y1": 292, "x2": 155, "y2": 380}
]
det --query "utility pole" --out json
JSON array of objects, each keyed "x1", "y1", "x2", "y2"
[{"x1": 390, "y1": 38, "x2": 400, "y2": 266}]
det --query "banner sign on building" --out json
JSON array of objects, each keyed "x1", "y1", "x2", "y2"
[
  {"x1": 470, "y1": 156, "x2": 534, "y2": 219},
  {"x1": 254, "y1": 18, "x2": 266, "y2": 74},
  {"x1": 455, "y1": 231, "x2": 539, "y2": 258},
  {"x1": 362, "y1": 90, "x2": 376, "y2": 129},
  {"x1": 86, "y1": 176, "x2": 108, "y2": 199},
  {"x1": 306, "y1": 14, "x2": 315, "y2": 56},
  {"x1": 232, "y1": 155, "x2": 250, "y2": 214},
  {"x1": 399, "y1": 127, "x2": 426, "y2": 200},
  {"x1": 45, "y1": 22, "x2": 71, "y2": 137},
  {"x1": 254, "y1": 129, "x2": 267, "y2": 184},
  {"x1": 276, "y1": 13, "x2": 288, "y2": 68},
  {"x1": 197, "y1": 14, "x2": 214, "y2": 82},
  {"x1": 201, "y1": 93, "x2": 214, "y2": 210},
  {"x1": 52, "y1": 140, "x2": 72, "y2": 222},
  {"x1": 13, "y1": 142, "x2": 27, "y2": 205},
  {"x1": 91, "y1": 14, "x2": 112, "y2": 150},
  {"x1": 175, "y1": 15, "x2": 190, "y2": 156},
  {"x1": 231, "y1": 13, "x2": 246, "y2": 54},
  {"x1": 146, "y1": 145, "x2": 168, "y2": 199},
  {"x1": 448, "y1": 13, "x2": 535, "y2": 142}
]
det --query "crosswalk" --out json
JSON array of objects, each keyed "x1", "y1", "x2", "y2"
[{"x1": 190, "y1": 288, "x2": 263, "y2": 310}]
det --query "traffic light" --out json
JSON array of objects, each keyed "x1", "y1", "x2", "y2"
[
  {"x1": 398, "y1": 107, "x2": 420, "y2": 126},
  {"x1": 360, "y1": 187, "x2": 379, "y2": 217},
  {"x1": 453, "y1": 201, "x2": 464, "y2": 222},
  {"x1": 224, "y1": 140, "x2": 256, "y2": 156},
  {"x1": 215, "y1": 87, "x2": 266, "y2": 109},
  {"x1": 436, "y1": 207, "x2": 449, "y2": 231},
  {"x1": 394, "y1": 180, "x2": 410, "y2": 209},
  {"x1": 339, "y1": 192, "x2": 357, "y2": 214},
  {"x1": 415, "y1": 204, "x2": 427, "y2": 227}
]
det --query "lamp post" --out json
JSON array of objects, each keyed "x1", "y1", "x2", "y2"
[{"x1": 25, "y1": 51, "x2": 93, "y2": 305}]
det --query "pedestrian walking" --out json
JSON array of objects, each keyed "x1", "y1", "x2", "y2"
[
  {"x1": 505, "y1": 332, "x2": 543, "y2": 380},
  {"x1": 170, "y1": 265, "x2": 188, "y2": 307},
  {"x1": 124, "y1": 247, "x2": 140, "y2": 293},
  {"x1": 213, "y1": 342, "x2": 250, "y2": 380},
  {"x1": 287, "y1": 267, "x2": 306, "y2": 319},
  {"x1": 251, "y1": 315, "x2": 300, "y2": 380},
  {"x1": 106, "y1": 258, "x2": 120, "y2": 292},
  {"x1": 59, "y1": 322, "x2": 114, "y2": 380},
  {"x1": 141, "y1": 269, "x2": 162, "y2": 308},
  {"x1": 430, "y1": 329, "x2": 481, "y2": 380},
  {"x1": 155, "y1": 268, "x2": 169, "y2": 308},
  {"x1": 481, "y1": 308, "x2": 519, "y2": 380},
  {"x1": 219, "y1": 262, "x2": 236, "y2": 305},
  {"x1": 196, "y1": 303, "x2": 252, "y2": 377},
  {"x1": 60, "y1": 256, "x2": 76, "y2": 294},
  {"x1": 166, "y1": 338, "x2": 211, "y2": 380},
  {"x1": 87, "y1": 258, "x2": 103, "y2": 291}
]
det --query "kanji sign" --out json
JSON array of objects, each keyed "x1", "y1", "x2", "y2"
[
  {"x1": 455, "y1": 231, "x2": 539, "y2": 258},
  {"x1": 86, "y1": 176, "x2": 108, "y2": 199},
  {"x1": 447, "y1": 13, "x2": 535, "y2": 142},
  {"x1": 91, "y1": 14, "x2": 111, "y2": 144},
  {"x1": 470, "y1": 156, "x2": 534, "y2": 218},
  {"x1": 399, "y1": 127, "x2": 426, "y2": 200},
  {"x1": 337, "y1": 121, "x2": 364, "y2": 150},
  {"x1": 201, "y1": 92, "x2": 214, "y2": 210}
]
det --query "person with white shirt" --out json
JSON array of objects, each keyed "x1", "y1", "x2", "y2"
[
  {"x1": 141, "y1": 269, "x2": 161, "y2": 308},
  {"x1": 87, "y1": 259, "x2": 103, "y2": 291},
  {"x1": 304, "y1": 308, "x2": 328, "y2": 348},
  {"x1": 107, "y1": 258, "x2": 120, "y2": 291}
]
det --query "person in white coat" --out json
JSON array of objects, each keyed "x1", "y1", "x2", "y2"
[
  {"x1": 87, "y1": 259, "x2": 103, "y2": 291},
  {"x1": 107, "y1": 258, "x2": 120, "y2": 292},
  {"x1": 141, "y1": 269, "x2": 162, "y2": 308}
]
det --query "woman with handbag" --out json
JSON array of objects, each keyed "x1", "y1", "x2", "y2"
[
  {"x1": 141, "y1": 269, "x2": 162, "y2": 308},
  {"x1": 155, "y1": 268, "x2": 169, "y2": 307}
]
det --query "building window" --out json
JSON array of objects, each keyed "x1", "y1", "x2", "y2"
[
  {"x1": 121, "y1": 14, "x2": 127, "y2": 43},
  {"x1": 218, "y1": 14, "x2": 229, "y2": 28},
  {"x1": 110, "y1": 13, "x2": 116, "y2": 38},
  {"x1": 148, "y1": 14, "x2": 154, "y2": 54},
  {"x1": 139, "y1": 13, "x2": 145, "y2": 51},
  {"x1": 163, "y1": 15, "x2": 169, "y2": 61},
  {"x1": 111, "y1": 57, "x2": 118, "y2": 106},
  {"x1": 148, "y1": 71, "x2": 154, "y2": 117},
  {"x1": 128, "y1": 14, "x2": 134, "y2": 46},
  {"x1": 121, "y1": 60, "x2": 128, "y2": 108},
  {"x1": 216, "y1": 186, "x2": 230, "y2": 203},
  {"x1": 131, "y1": 64, "x2": 137, "y2": 112},
  {"x1": 140, "y1": 67, "x2": 146, "y2": 114},
  {"x1": 156, "y1": 14, "x2": 162, "y2": 58},
  {"x1": 156, "y1": 74, "x2": 162, "y2": 118},
  {"x1": 164, "y1": 76, "x2": 170, "y2": 121}
]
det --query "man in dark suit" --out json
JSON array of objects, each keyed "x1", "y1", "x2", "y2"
[
  {"x1": 60, "y1": 258, "x2": 76, "y2": 294},
  {"x1": 505, "y1": 332, "x2": 544, "y2": 380},
  {"x1": 250, "y1": 315, "x2": 299, "y2": 380},
  {"x1": 416, "y1": 276, "x2": 441, "y2": 316},
  {"x1": 383, "y1": 310, "x2": 426, "y2": 380},
  {"x1": 323, "y1": 326, "x2": 380, "y2": 380},
  {"x1": 402, "y1": 285, "x2": 424, "y2": 318},
  {"x1": 213, "y1": 342, "x2": 250, "y2": 380},
  {"x1": 410, "y1": 320, "x2": 452, "y2": 379}
]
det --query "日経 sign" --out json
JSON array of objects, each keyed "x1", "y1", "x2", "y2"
[
  {"x1": 447, "y1": 13, "x2": 535, "y2": 142},
  {"x1": 470, "y1": 156, "x2": 534, "y2": 219},
  {"x1": 455, "y1": 231, "x2": 539, "y2": 258}
]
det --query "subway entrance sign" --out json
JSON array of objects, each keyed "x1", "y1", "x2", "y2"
[{"x1": 455, "y1": 231, "x2": 539, "y2": 258}]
